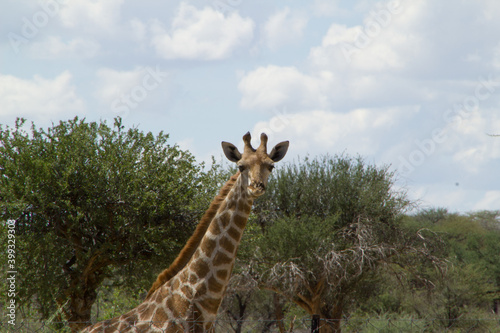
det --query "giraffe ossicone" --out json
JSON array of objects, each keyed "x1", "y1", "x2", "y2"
[{"x1": 82, "y1": 132, "x2": 289, "y2": 332}]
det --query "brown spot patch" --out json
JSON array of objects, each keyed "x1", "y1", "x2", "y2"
[
  {"x1": 201, "y1": 238, "x2": 216, "y2": 258},
  {"x1": 138, "y1": 304, "x2": 154, "y2": 321},
  {"x1": 153, "y1": 306, "x2": 169, "y2": 322},
  {"x1": 237, "y1": 201, "x2": 252, "y2": 215},
  {"x1": 213, "y1": 251, "x2": 232, "y2": 266},
  {"x1": 122, "y1": 312, "x2": 138, "y2": 326},
  {"x1": 218, "y1": 211, "x2": 231, "y2": 229},
  {"x1": 171, "y1": 277, "x2": 180, "y2": 290},
  {"x1": 227, "y1": 226, "x2": 241, "y2": 241},
  {"x1": 178, "y1": 269, "x2": 190, "y2": 283},
  {"x1": 216, "y1": 269, "x2": 229, "y2": 280},
  {"x1": 181, "y1": 285, "x2": 194, "y2": 299},
  {"x1": 188, "y1": 272, "x2": 198, "y2": 284},
  {"x1": 208, "y1": 276, "x2": 224, "y2": 293},
  {"x1": 219, "y1": 236, "x2": 235, "y2": 254},
  {"x1": 154, "y1": 288, "x2": 168, "y2": 304},
  {"x1": 198, "y1": 296, "x2": 221, "y2": 313},
  {"x1": 137, "y1": 303, "x2": 148, "y2": 312},
  {"x1": 166, "y1": 294, "x2": 190, "y2": 318},
  {"x1": 226, "y1": 198, "x2": 237, "y2": 210},
  {"x1": 208, "y1": 219, "x2": 221, "y2": 235},
  {"x1": 190, "y1": 258, "x2": 210, "y2": 278},
  {"x1": 136, "y1": 320, "x2": 155, "y2": 331},
  {"x1": 233, "y1": 214, "x2": 248, "y2": 229}
]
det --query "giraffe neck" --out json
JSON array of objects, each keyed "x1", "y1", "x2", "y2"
[
  {"x1": 82, "y1": 173, "x2": 254, "y2": 333},
  {"x1": 146, "y1": 172, "x2": 239, "y2": 299},
  {"x1": 160, "y1": 172, "x2": 254, "y2": 328}
]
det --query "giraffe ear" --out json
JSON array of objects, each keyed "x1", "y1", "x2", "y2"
[
  {"x1": 269, "y1": 141, "x2": 289, "y2": 162},
  {"x1": 221, "y1": 142, "x2": 242, "y2": 162}
]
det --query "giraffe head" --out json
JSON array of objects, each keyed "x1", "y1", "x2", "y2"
[{"x1": 222, "y1": 132, "x2": 289, "y2": 197}]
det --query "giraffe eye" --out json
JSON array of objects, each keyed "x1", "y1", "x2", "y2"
[
  {"x1": 238, "y1": 164, "x2": 246, "y2": 172},
  {"x1": 268, "y1": 164, "x2": 275, "y2": 171}
]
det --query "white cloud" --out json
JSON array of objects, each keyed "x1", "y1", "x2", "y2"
[
  {"x1": 492, "y1": 43, "x2": 500, "y2": 70},
  {"x1": 442, "y1": 109, "x2": 500, "y2": 173},
  {"x1": 411, "y1": 185, "x2": 468, "y2": 212},
  {"x1": 252, "y1": 107, "x2": 416, "y2": 156},
  {"x1": 238, "y1": 65, "x2": 328, "y2": 110},
  {"x1": 0, "y1": 71, "x2": 84, "y2": 119},
  {"x1": 59, "y1": 0, "x2": 124, "y2": 33},
  {"x1": 240, "y1": 0, "x2": 500, "y2": 113},
  {"x1": 474, "y1": 191, "x2": 500, "y2": 211},
  {"x1": 29, "y1": 36, "x2": 100, "y2": 59},
  {"x1": 150, "y1": 3, "x2": 254, "y2": 60},
  {"x1": 130, "y1": 18, "x2": 147, "y2": 41},
  {"x1": 95, "y1": 67, "x2": 147, "y2": 105},
  {"x1": 263, "y1": 7, "x2": 307, "y2": 50},
  {"x1": 413, "y1": 186, "x2": 500, "y2": 213},
  {"x1": 307, "y1": 1, "x2": 424, "y2": 73},
  {"x1": 238, "y1": 2, "x2": 435, "y2": 112},
  {"x1": 312, "y1": 0, "x2": 343, "y2": 17},
  {"x1": 94, "y1": 66, "x2": 171, "y2": 117}
]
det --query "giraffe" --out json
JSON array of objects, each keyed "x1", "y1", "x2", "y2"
[{"x1": 82, "y1": 132, "x2": 289, "y2": 333}]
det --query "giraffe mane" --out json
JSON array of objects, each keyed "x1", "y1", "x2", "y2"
[{"x1": 146, "y1": 172, "x2": 240, "y2": 299}]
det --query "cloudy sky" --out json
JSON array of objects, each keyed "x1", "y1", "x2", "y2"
[{"x1": 1, "y1": 0, "x2": 500, "y2": 213}]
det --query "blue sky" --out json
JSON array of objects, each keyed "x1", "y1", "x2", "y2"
[{"x1": 1, "y1": 0, "x2": 500, "y2": 213}]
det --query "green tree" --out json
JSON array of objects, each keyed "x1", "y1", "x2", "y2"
[
  {"x1": 370, "y1": 211, "x2": 500, "y2": 330},
  {"x1": 434, "y1": 214, "x2": 500, "y2": 317},
  {"x1": 0, "y1": 117, "x2": 215, "y2": 331},
  {"x1": 413, "y1": 207, "x2": 450, "y2": 224},
  {"x1": 243, "y1": 155, "x2": 438, "y2": 333}
]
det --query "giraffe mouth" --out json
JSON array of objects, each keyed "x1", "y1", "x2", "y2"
[{"x1": 248, "y1": 182, "x2": 266, "y2": 196}]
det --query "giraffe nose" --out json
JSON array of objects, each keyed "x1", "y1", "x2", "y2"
[{"x1": 251, "y1": 181, "x2": 266, "y2": 191}]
